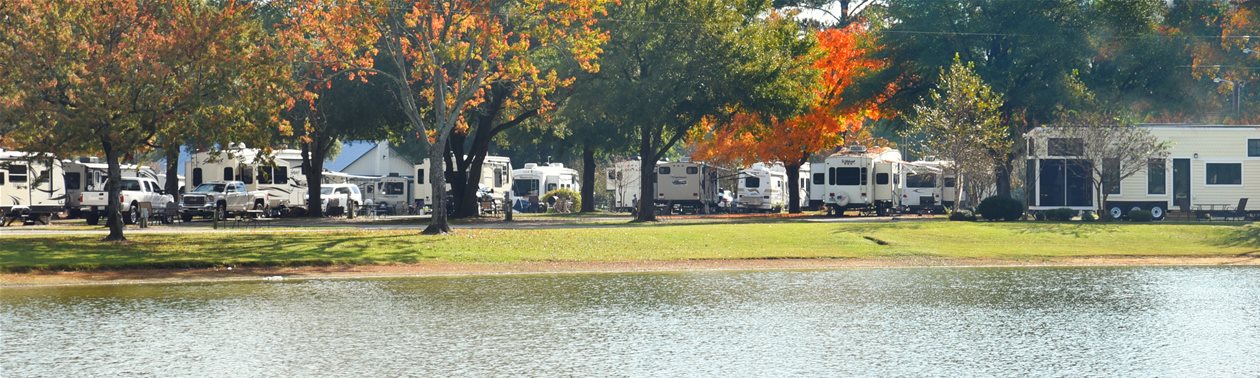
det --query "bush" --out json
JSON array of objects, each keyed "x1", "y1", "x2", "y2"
[
  {"x1": 948, "y1": 210, "x2": 977, "y2": 221},
  {"x1": 1127, "y1": 209, "x2": 1153, "y2": 222},
  {"x1": 1043, "y1": 208, "x2": 1076, "y2": 222},
  {"x1": 542, "y1": 188, "x2": 581, "y2": 213},
  {"x1": 976, "y1": 196, "x2": 1024, "y2": 221}
]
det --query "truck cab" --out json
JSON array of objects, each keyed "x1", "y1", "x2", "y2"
[{"x1": 179, "y1": 181, "x2": 268, "y2": 221}]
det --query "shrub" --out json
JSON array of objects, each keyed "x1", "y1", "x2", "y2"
[
  {"x1": 976, "y1": 196, "x2": 1024, "y2": 221},
  {"x1": 1043, "y1": 208, "x2": 1076, "y2": 222},
  {"x1": 1127, "y1": 209, "x2": 1153, "y2": 222},
  {"x1": 542, "y1": 188, "x2": 581, "y2": 213},
  {"x1": 948, "y1": 210, "x2": 977, "y2": 221}
]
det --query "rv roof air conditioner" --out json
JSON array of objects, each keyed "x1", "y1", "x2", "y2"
[
  {"x1": 524, "y1": 163, "x2": 538, "y2": 169},
  {"x1": 848, "y1": 145, "x2": 867, "y2": 153}
]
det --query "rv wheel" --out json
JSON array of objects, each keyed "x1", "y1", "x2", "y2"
[
  {"x1": 1149, "y1": 206, "x2": 1166, "y2": 220},
  {"x1": 1108, "y1": 206, "x2": 1124, "y2": 220}
]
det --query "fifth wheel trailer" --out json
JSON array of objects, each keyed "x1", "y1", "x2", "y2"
[
  {"x1": 819, "y1": 146, "x2": 904, "y2": 216},
  {"x1": 1025, "y1": 124, "x2": 1260, "y2": 220},
  {"x1": 0, "y1": 150, "x2": 66, "y2": 225}
]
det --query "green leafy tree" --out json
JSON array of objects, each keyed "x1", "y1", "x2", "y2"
[
  {"x1": 567, "y1": 0, "x2": 818, "y2": 221},
  {"x1": 904, "y1": 57, "x2": 1010, "y2": 211}
]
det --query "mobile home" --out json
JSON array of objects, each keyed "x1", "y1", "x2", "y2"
[
  {"x1": 655, "y1": 161, "x2": 721, "y2": 214},
  {"x1": 0, "y1": 150, "x2": 66, "y2": 224},
  {"x1": 736, "y1": 162, "x2": 787, "y2": 213},
  {"x1": 185, "y1": 147, "x2": 310, "y2": 214},
  {"x1": 414, "y1": 156, "x2": 512, "y2": 210},
  {"x1": 1025, "y1": 124, "x2": 1260, "y2": 220},
  {"x1": 819, "y1": 146, "x2": 903, "y2": 216}
]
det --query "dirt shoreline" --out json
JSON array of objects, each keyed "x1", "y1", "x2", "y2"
[{"x1": 3, "y1": 256, "x2": 1258, "y2": 288}]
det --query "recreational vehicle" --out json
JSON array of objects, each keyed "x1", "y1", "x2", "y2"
[
  {"x1": 511, "y1": 162, "x2": 577, "y2": 212},
  {"x1": 363, "y1": 173, "x2": 413, "y2": 214},
  {"x1": 1026, "y1": 124, "x2": 1260, "y2": 220},
  {"x1": 901, "y1": 159, "x2": 959, "y2": 213},
  {"x1": 736, "y1": 162, "x2": 787, "y2": 213},
  {"x1": 819, "y1": 146, "x2": 903, "y2": 216},
  {"x1": 655, "y1": 161, "x2": 721, "y2": 214},
  {"x1": 605, "y1": 159, "x2": 666, "y2": 212},
  {"x1": 414, "y1": 155, "x2": 512, "y2": 210},
  {"x1": 0, "y1": 150, "x2": 66, "y2": 224},
  {"x1": 186, "y1": 147, "x2": 309, "y2": 215}
]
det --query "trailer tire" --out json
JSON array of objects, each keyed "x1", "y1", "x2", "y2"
[
  {"x1": 1150, "y1": 205, "x2": 1166, "y2": 221},
  {"x1": 86, "y1": 211, "x2": 100, "y2": 226},
  {"x1": 1108, "y1": 205, "x2": 1125, "y2": 220}
]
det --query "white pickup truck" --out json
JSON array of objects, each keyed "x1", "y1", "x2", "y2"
[
  {"x1": 80, "y1": 177, "x2": 176, "y2": 225},
  {"x1": 179, "y1": 181, "x2": 269, "y2": 222}
]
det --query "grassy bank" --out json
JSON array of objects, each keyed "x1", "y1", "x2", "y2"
[{"x1": 2, "y1": 221, "x2": 1258, "y2": 272}]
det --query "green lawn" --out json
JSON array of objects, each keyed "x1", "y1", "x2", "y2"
[{"x1": 2, "y1": 221, "x2": 1257, "y2": 272}]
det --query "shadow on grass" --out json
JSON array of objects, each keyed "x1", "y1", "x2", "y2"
[
  {"x1": 1007, "y1": 222, "x2": 1122, "y2": 238},
  {"x1": 1211, "y1": 225, "x2": 1260, "y2": 256}
]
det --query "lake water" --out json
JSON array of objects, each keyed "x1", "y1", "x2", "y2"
[{"x1": 3, "y1": 267, "x2": 1260, "y2": 376}]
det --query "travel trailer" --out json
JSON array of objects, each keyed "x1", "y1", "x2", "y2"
[
  {"x1": 510, "y1": 162, "x2": 576, "y2": 212},
  {"x1": 605, "y1": 159, "x2": 667, "y2": 212},
  {"x1": 0, "y1": 150, "x2": 66, "y2": 224},
  {"x1": 62, "y1": 159, "x2": 158, "y2": 217},
  {"x1": 901, "y1": 159, "x2": 959, "y2": 213},
  {"x1": 736, "y1": 162, "x2": 787, "y2": 213},
  {"x1": 1026, "y1": 124, "x2": 1260, "y2": 220},
  {"x1": 819, "y1": 146, "x2": 904, "y2": 216},
  {"x1": 414, "y1": 156, "x2": 512, "y2": 210},
  {"x1": 185, "y1": 147, "x2": 310, "y2": 215},
  {"x1": 364, "y1": 173, "x2": 413, "y2": 215},
  {"x1": 655, "y1": 161, "x2": 721, "y2": 214}
]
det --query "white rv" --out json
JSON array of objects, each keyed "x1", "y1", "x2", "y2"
[
  {"x1": 510, "y1": 162, "x2": 577, "y2": 212},
  {"x1": 0, "y1": 150, "x2": 66, "y2": 224},
  {"x1": 413, "y1": 155, "x2": 512, "y2": 210},
  {"x1": 901, "y1": 159, "x2": 959, "y2": 213},
  {"x1": 819, "y1": 146, "x2": 903, "y2": 216},
  {"x1": 795, "y1": 163, "x2": 811, "y2": 210},
  {"x1": 186, "y1": 147, "x2": 309, "y2": 215},
  {"x1": 606, "y1": 159, "x2": 666, "y2": 212},
  {"x1": 736, "y1": 162, "x2": 787, "y2": 213},
  {"x1": 655, "y1": 161, "x2": 721, "y2": 214},
  {"x1": 1026, "y1": 124, "x2": 1260, "y2": 220}
]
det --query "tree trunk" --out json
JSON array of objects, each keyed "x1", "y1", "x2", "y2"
[
  {"x1": 423, "y1": 143, "x2": 452, "y2": 234},
  {"x1": 995, "y1": 158, "x2": 1013, "y2": 198},
  {"x1": 635, "y1": 127, "x2": 656, "y2": 222},
  {"x1": 785, "y1": 162, "x2": 802, "y2": 214},
  {"x1": 163, "y1": 146, "x2": 180, "y2": 200},
  {"x1": 581, "y1": 143, "x2": 596, "y2": 213},
  {"x1": 954, "y1": 169, "x2": 965, "y2": 212},
  {"x1": 102, "y1": 139, "x2": 125, "y2": 242},
  {"x1": 301, "y1": 142, "x2": 324, "y2": 217}
]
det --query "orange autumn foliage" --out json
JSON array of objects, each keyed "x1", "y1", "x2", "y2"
[{"x1": 691, "y1": 23, "x2": 892, "y2": 167}]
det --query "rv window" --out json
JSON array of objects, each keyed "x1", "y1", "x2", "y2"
[
  {"x1": 0, "y1": 172, "x2": 5, "y2": 185},
  {"x1": 658, "y1": 167, "x2": 671, "y2": 174},
  {"x1": 416, "y1": 169, "x2": 425, "y2": 185},
  {"x1": 876, "y1": 173, "x2": 889, "y2": 185},
  {"x1": 686, "y1": 167, "x2": 698, "y2": 174},
  {"x1": 1206, "y1": 163, "x2": 1242, "y2": 185},
  {"x1": 1250, "y1": 139, "x2": 1260, "y2": 157},
  {"x1": 1148, "y1": 159, "x2": 1166, "y2": 195},
  {"x1": 1103, "y1": 159, "x2": 1121, "y2": 195},
  {"x1": 547, "y1": 183, "x2": 558, "y2": 192},
  {"x1": 240, "y1": 166, "x2": 254, "y2": 184},
  {"x1": 813, "y1": 172, "x2": 824, "y2": 185},
  {"x1": 257, "y1": 167, "x2": 272, "y2": 184},
  {"x1": 384, "y1": 182, "x2": 405, "y2": 195},
  {"x1": 494, "y1": 168, "x2": 504, "y2": 187},
  {"x1": 834, "y1": 168, "x2": 861, "y2": 185},
  {"x1": 8, "y1": 165, "x2": 27, "y2": 183},
  {"x1": 274, "y1": 167, "x2": 288, "y2": 184},
  {"x1": 223, "y1": 167, "x2": 233, "y2": 182},
  {"x1": 906, "y1": 173, "x2": 935, "y2": 188},
  {"x1": 943, "y1": 176, "x2": 956, "y2": 188},
  {"x1": 192, "y1": 168, "x2": 203, "y2": 187},
  {"x1": 65, "y1": 172, "x2": 82, "y2": 190},
  {"x1": 1048, "y1": 138, "x2": 1084, "y2": 156},
  {"x1": 744, "y1": 177, "x2": 760, "y2": 188}
]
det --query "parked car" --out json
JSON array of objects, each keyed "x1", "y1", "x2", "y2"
[
  {"x1": 179, "y1": 181, "x2": 268, "y2": 222},
  {"x1": 319, "y1": 183, "x2": 363, "y2": 218},
  {"x1": 80, "y1": 177, "x2": 175, "y2": 225}
]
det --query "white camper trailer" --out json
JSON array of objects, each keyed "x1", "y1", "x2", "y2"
[
  {"x1": 413, "y1": 156, "x2": 512, "y2": 211},
  {"x1": 186, "y1": 147, "x2": 309, "y2": 215},
  {"x1": 901, "y1": 159, "x2": 959, "y2": 213},
  {"x1": 820, "y1": 146, "x2": 903, "y2": 216},
  {"x1": 62, "y1": 160, "x2": 158, "y2": 217},
  {"x1": 510, "y1": 162, "x2": 577, "y2": 212},
  {"x1": 736, "y1": 162, "x2": 788, "y2": 213},
  {"x1": 1026, "y1": 124, "x2": 1260, "y2": 220},
  {"x1": 606, "y1": 159, "x2": 667, "y2": 212},
  {"x1": 655, "y1": 161, "x2": 721, "y2": 214},
  {"x1": 0, "y1": 150, "x2": 66, "y2": 224}
]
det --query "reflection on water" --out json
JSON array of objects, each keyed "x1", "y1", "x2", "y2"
[{"x1": 3, "y1": 267, "x2": 1260, "y2": 376}]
